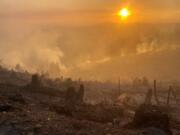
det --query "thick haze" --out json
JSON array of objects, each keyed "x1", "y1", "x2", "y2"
[
  {"x1": 1, "y1": 0, "x2": 180, "y2": 23},
  {"x1": 0, "y1": 0, "x2": 180, "y2": 81}
]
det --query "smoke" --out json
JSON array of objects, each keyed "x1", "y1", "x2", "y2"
[
  {"x1": 0, "y1": 22, "x2": 67, "y2": 78},
  {"x1": 0, "y1": 22, "x2": 180, "y2": 80}
]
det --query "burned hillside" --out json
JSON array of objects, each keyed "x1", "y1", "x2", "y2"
[{"x1": 0, "y1": 67, "x2": 179, "y2": 134}]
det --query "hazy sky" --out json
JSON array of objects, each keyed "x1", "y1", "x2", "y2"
[
  {"x1": 1, "y1": 0, "x2": 180, "y2": 23},
  {"x1": 1, "y1": 1, "x2": 180, "y2": 81},
  {"x1": 1, "y1": 0, "x2": 180, "y2": 10}
]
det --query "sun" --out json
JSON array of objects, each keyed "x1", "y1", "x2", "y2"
[{"x1": 118, "y1": 8, "x2": 131, "y2": 19}]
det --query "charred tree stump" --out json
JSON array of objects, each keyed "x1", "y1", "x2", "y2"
[
  {"x1": 31, "y1": 74, "x2": 41, "y2": 88},
  {"x1": 133, "y1": 104, "x2": 172, "y2": 135}
]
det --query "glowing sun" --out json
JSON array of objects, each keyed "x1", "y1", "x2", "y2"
[{"x1": 118, "y1": 8, "x2": 131, "y2": 19}]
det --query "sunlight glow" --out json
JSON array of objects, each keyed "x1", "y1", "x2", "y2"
[{"x1": 118, "y1": 8, "x2": 131, "y2": 19}]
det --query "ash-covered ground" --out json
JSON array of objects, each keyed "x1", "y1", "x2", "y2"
[{"x1": 0, "y1": 67, "x2": 179, "y2": 135}]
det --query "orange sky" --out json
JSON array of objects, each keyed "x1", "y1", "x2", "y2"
[
  {"x1": 1, "y1": 0, "x2": 180, "y2": 24},
  {"x1": 1, "y1": 1, "x2": 180, "y2": 80}
]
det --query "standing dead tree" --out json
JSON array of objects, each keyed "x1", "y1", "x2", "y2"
[
  {"x1": 167, "y1": 85, "x2": 178, "y2": 106},
  {"x1": 144, "y1": 80, "x2": 160, "y2": 105},
  {"x1": 134, "y1": 80, "x2": 173, "y2": 135},
  {"x1": 154, "y1": 80, "x2": 160, "y2": 105},
  {"x1": 65, "y1": 84, "x2": 85, "y2": 108}
]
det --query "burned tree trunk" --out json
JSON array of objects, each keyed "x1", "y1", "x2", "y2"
[
  {"x1": 167, "y1": 86, "x2": 172, "y2": 106},
  {"x1": 133, "y1": 104, "x2": 172, "y2": 135},
  {"x1": 154, "y1": 80, "x2": 160, "y2": 105},
  {"x1": 31, "y1": 74, "x2": 41, "y2": 88},
  {"x1": 77, "y1": 84, "x2": 85, "y2": 104}
]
